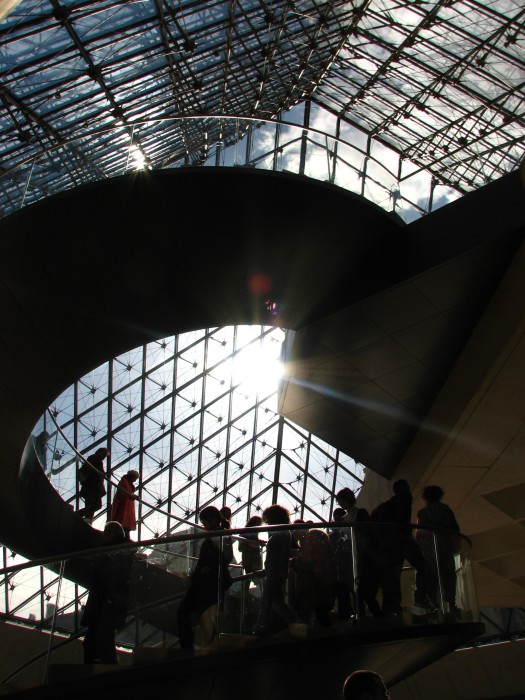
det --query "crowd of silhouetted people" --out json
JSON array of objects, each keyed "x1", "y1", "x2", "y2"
[
  {"x1": 223, "y1": 482, "x2": 461, "y2": 640},
  {"x1": 170, "y1": 480, "x2": 461, "y2": 653},
  {"x1": 75, "y1": 454, "x2": 460, "y2": 668}
]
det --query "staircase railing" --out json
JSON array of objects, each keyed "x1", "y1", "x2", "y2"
[{"x1": 0, "y1": 517, "x2": 478, "y2": 694}]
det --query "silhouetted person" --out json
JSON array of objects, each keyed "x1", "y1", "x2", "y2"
[
  {"x1": 177, "y1": 506, "x2": 233, "y2": 649},
  {"x1": 82, "y1": 521, "x2": 133, "y2": 664},
  {"x1": 343, "y1": 670, "x2": 391, "y2": 699},
  {"x1": 288, "y1": 517, "x2": 308, "y2": 609},
  {"x1": 111, "y1": 469, "x2": 140, "y2": 540},
  {"x1": 335, "y1": 488, "x2": 380, "y2": 618},
  {"x1": 220, "y1": 505, "x2": 232, "y2": 525},
  {"x1": 253, "y1": 504, "x2": 296, "y2": 635},
  {"x1": 33, "y1": 430, "x2": 50, "y2": 472},
  {"x1": 291, "y1": 528, "x2": 336, "y2": 626},
  {"x1": 77, "y1": 448, "x2": 109, "y2": 524},
  {"x1": 332, "y1": 507, "x2": 346, "y2": 521},
  {"x1": 238, "y1": 514, "x2": 263, "y2": 593},
  {"x1": 370, "y1": 479, "x2": 426, "y2": 614},
  {"x1": 336, "y1": 487, "x2": 368, "y2": 524},
  {"x1": 416, "y1": 485, "x2": 460, "y2": 614},
  {"x1": 329, "y1": 507, "x2": 355, "y2": 619}
]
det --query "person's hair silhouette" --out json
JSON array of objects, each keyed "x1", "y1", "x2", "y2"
[{"x1": 343, "y1": 670, "x2": 390, "y2": 699}]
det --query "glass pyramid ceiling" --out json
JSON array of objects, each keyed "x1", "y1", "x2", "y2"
[
  {"x1": 1, "y1": 0, "x2": 523, "y2": 221},
  {"x1": 40, "y1": 325, "x2": 365, "y2": 538}
]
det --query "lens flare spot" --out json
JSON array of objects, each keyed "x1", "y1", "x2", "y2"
[{"x1": 248, "y1": 273, "x2": 272, "y2": 296}]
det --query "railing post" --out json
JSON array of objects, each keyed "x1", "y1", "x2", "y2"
[
  {"x1": 43, "y1": 559, "x2": 65, "y2": 685},
  {"x1": 432, "y1": 530, "x2": 445, "y2": 614},
  {"x1": 350, "y1": 524, "x2": 360, "y2": 619}
]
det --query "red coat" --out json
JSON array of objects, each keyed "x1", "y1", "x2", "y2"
[{"x1": 111, "y1": 476, "x2": 137, "y2": 530}]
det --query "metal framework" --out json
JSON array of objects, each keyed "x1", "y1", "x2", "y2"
[
  {"x1": 39, "y1": 325, "x2": 365, "y2": 539},
  {"x1": 1, "y1": 0, "x2": 523, "y2": 221}
]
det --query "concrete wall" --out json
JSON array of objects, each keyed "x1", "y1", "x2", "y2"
[{"x1": 391, "y1": 638, "x2": 525, "y2": 700}]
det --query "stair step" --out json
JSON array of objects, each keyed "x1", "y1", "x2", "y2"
[{"x1": 47, "y1": 662, "x2": 125, "y2": 683}]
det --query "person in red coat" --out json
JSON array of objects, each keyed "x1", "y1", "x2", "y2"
[{"x1": 111, "y1": 470, "x2": 140, "y2": 540}]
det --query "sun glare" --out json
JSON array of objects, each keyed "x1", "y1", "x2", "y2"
[{"x1": 232, "y1": 332, "x2": 285, "y2": 398}]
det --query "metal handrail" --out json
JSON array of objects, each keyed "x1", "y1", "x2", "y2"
[{"x1": 0, "y1": 520, "x2": 469, "y2": 579}]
